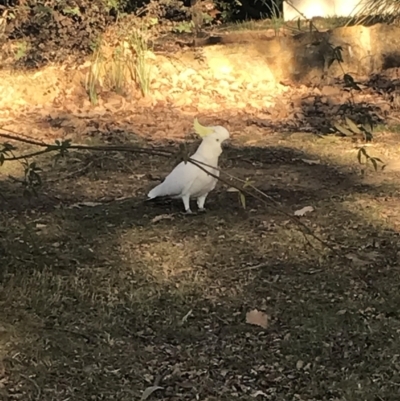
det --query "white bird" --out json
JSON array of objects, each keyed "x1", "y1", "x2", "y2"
[{"x1": 147, "y1": 118, "x2": 230, "y2": 213}]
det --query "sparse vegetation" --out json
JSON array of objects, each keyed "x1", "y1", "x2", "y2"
[
  {"x1": 352, "y1": 0, "x2": 400, "y2": 25},
  {"x1": 14, "y1": 40, "x2": 28, "y2": 61},
  {"x1": 3, "y1": 1, "x2": 400, "y2": 400},
  {"x1": 4, "y1": 0, "x2": 116, "y2": 66},
  {"x1": 128, "y1": 26, "x2": 153, "y2": 96},
  {"x1": 85, "y1": 41, "x2": 105, "y2": 105},
  {"x1": 83, "y1": 21, "x2": 153, "y2": 102},
  {"x1": 2, "y1": 125, "x2": 400, "y2": 400}
]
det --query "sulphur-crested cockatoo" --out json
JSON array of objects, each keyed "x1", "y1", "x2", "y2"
[{"x1": 147, "y1": 118, "x2": 230, "y2": 213}]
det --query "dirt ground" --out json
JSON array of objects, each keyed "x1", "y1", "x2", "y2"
[
  {"x1": 2, "y1": 125, "x2": 400, "y2": 401},
  {"x1": 2, "y1": 19, "x2": 400, "y2": 401}
]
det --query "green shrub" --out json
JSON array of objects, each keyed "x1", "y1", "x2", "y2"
[{"x1": 5, "y1": 0, "x2": 117, "y2": 66}]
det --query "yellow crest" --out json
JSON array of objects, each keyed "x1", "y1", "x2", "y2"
[{"x1": 193, "y1": 118, "x2": 214, "y2": 138}]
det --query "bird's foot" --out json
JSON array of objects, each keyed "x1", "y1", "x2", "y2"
[
  {"x1": 182, "y1": 209, "x2": 193, "y2": 215},
  {"x1": 198, "y1": 208, "x2": 207, "y2": 213}
]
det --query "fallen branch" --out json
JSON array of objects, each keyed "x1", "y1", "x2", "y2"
[
  {"x1": 189, "y1": 158, "x2": 338, "y2": 253},
  {"x1": 0, "y1": 129, "x2": 337, "y2": 254},
  {"x1": 0, "y1": 129, "x2": 174, "y2": 161}
]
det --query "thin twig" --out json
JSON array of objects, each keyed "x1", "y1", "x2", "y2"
[
  {"x1": 1, "y1": 131, "x2": 338, "y2": 254},
  {"x1": 0, "y1": 131, "x2": 175, "y2": 160},
  {"x1": 5, "y1": 148, "x2": 52, "y2": 161},
  {"x1": 19, "y1": 373, "x2": 41, "y2": 401},
  {"x1": 284, "y1": 1, "x2": 357, "y2": 104},
  {"x1": 2, "y1": 144, "x2": 174, "y2": 161},
  {"x1": 0, "y1": 130, "x2": 48, "y2": 146},
  {"x1": 188, "y1": 158, "x2": 338, "y2": 253}
]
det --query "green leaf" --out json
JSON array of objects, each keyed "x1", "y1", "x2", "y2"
[
  {"x1": 360, "y1": 124, "x2": 374, "y2": 142},
  {"x1": 344, "y1": 73, "x2": 355, "y2": 84},
  {"x1": 31, "y1": 171, "x2": 42, "y2": 185},
  {"x1": 343, "y1": 73, "x2": 361, "y2": 90},
  {"x1": 364, "y1": 131, "x2": 373, "y2": 142},
  {"x1": 370, "y1": 158, "x2": 378, "y2": 171},
  {"x1": 3, "y1": 142, "x2": 17, "y2": 152},
  {"x1": 35, "y1": 5, "x2": 52, "y2": 15},
  {"x1": 357, "y1": 147, "x2": 367, "y2": 164},
  {"x1": 63, "y1": 6, "x2": 81, "y2": 16},
  {"x1": 148, "y1": 17, "x2": 159, "y2": 26},
  {"x1": 357, "y1": 149, "x2": 363, "y2": 164},
  {"x1": 60, "y1": 150, "x2": 68, "y2": 157},
  {"x1": 62, "y1": 139, "x2": 72, "y2": 147},
  {"x1": 243, "y1": 179, "x2": 255, "y2": 189},
  {"x1": 239, "y1": 192, "x2": 246, "y2": 209},
  {"x1": 333, "y1": 46, "x2": 343, "y2": 62},
  {"x1": 345, "y1": 117, "x2": 362, "y2": 134},
  {"x1": 333, "y1": 122, "x2": 353, "y2": 136},
  {"x1": 362, "y1": 121, "x2": 373, "y2": 134}
]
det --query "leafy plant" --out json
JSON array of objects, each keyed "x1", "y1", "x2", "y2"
[
  {"x1": 281, "y1": 4, "x2": 385, "y2": 170},
  {"x1": 127, "y1": 27, "x2": 152, "y2": 96},
  {"x1": 85, "y1": 41, "x2": 105, "y2": 105},
  {"x1": 334, "y1": 116, "x2": 374, "y2": 142},
  {"x1": 172, "y1": 20, "x2": 194, "y2": 33},
  {"x1": 343, "y1": 73, "x2": 362, "y2": 91},
  {"x1": 227, "y1": 177, "x2": 256, "y2": 210},
  {"x1": 4, "y1": 0, "x2": 115, "y2": 67},
  {"x1": 105, "y1": 0, "x2": 122, "y2": 12},
  {"x1": 238, "y1": 177, "x2": 256, "y2": 209},
  {"x1": 107, "y1": 45, "x2": 128, "y2": 95},
  {"x1": 62, "y1": 6, "x2": 81, "y2": 16},
  {"x1": 14, "y1": 41, "x2": 28, "y2": 61},
  {"x1": 357, "y1": 147, "x2": 386, "y2": 172},
  {"x1": 257, "y1": 0, "x2": 284, "y2": 34},
  {"x1": 215, "y1": 0, "x2": 242, "y2": 22},
  {"x1": 21, "y1": 160, "x2": 42, "y2": 198},
  {"x1": 174, "y1": 20, "x2": 194, "y2": 33},
  {"x1": 0, "y1": 129, "x2": 355, "y2": 253},
  {"x1": 0, "y1": 143, "x2": 17, "y2": 166},
  {"x1": 350, "y1": 0, "x2": 400, "y2": 25}
]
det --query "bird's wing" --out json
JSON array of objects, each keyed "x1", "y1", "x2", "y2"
[{"x1": 147, "y1": 160, "x2": 201, "y2": 198}]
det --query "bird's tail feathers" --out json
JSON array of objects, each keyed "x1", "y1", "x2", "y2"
[{"x1": 147, "y1": 184, "x2": 163, "y2": 199}]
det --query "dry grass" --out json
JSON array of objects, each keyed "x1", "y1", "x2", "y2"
[
  {"x1": 1, "y1": 11, "x2": 400, "y2": 400},
  {"x1": 1, "y1": 132, "x2": 400, "y2": 400}
]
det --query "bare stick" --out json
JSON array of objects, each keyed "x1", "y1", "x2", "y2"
[{"x1": 0, "y1": 130, "x2": 338, "y2": 254}]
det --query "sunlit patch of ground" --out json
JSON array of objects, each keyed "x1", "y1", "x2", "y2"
[{"x1": 1, "y1": 128, "x2": 400, "y2": 400}]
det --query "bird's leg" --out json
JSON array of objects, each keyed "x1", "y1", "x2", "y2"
[
  {"x1": 197, "y1": 194, "x2": 208, "y2": 213},
  {"x1": 182, "y1": 195, "x2": 192, "y2": 214}
]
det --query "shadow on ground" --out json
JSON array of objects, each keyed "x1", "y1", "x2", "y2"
[{"x1": 1, "y1": 139, "x2": 400, "y2": 401}]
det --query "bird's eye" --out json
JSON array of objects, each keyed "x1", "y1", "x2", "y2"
[{"x1": 216, "y1": 138, "x2": 220, "y2": 142}]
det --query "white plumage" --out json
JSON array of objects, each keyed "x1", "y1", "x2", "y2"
[{"x1": 147, "y1": 121, "x2": 230, "y2": 213}]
